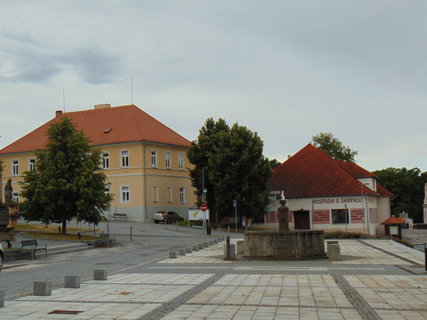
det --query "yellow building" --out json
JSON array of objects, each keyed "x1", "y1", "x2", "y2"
[{"x1": 0, "y1": 104, "x2": 196, "y2": 222}]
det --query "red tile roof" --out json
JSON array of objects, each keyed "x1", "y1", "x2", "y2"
[
  {"x1": 0, "y1": 105, "x2": 190, "y2": 154},
  {"x1": 334, "y1": 160, "x2": 376, "y2": 178},
  {"x1": 381, "y1": 216, "x2": 405, "y2": 225},
  {"x1": 270, "y1": 144, "x2": 392, "y2": 198}
]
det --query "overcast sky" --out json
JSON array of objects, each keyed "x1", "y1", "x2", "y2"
[{"x1": 1, "y1": 0, "x2": 426, "y2": 172}]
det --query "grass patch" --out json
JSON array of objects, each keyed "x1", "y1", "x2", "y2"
[
  {"x1": 16, "y1": 223, "x2": 92, "y2": 233},
  {"x1": 22, "y1": 232, "x2": 98, "y2": 241}
]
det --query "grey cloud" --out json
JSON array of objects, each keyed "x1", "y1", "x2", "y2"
[
  {"x1": 0, "y1": 46, "x2": 122, "y2": 84},
  {"x1": 66, "y1": 48, "x2": 122, "y2": 84}
]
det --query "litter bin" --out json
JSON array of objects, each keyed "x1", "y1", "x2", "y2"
[{"x1": 206, "y1": 226, "x2": 211, "y2": 235}]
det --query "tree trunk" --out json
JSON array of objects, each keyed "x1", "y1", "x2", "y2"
[{"x1": 62, "y1": 220, "x2": 67, "y2": 234}]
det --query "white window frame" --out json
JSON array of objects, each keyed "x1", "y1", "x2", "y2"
[
  {"x1": 12, "y1": 192, "x2": 19, "y2": 203},
  {"x1": 165, "y1": 151, "x2": 171, "y2": 169},
  {"x1": 121, "y1": 150, "x2": 129, "y2": 168},
  {"x1": 12, "y1": 160, "x2": 19, "y2": 176},
  {"x1": 105, "y1": 183, "x2": 111, "y2": 196},
  {"x1": 120, "y1": 185, "x2": 130, "y2": 203},
  {"x1": 167, "y1": 186, "x2": 173, "y2": 203},
  {"x1": 102, "y1": 152, "x2": 110, "y2": 169},
  {"x1": 151, "y1": 150, "x2": 158, "y2": 168},
  {"x1": 178, "y1": 152, "x2": 184, "y2": 169},
  {"x1": 152, "y1": 185, "x2": 159, "y2": 202},
  {"x1": 179, "y1": 187, "x2": 185, "y2": 204},
  {"x1": 28, "y1": 158, "x2": 36, "y2": 171}
]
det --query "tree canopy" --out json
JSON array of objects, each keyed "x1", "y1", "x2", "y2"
[
  {"x1": 19, "y1": 117, "x2": 112, "y2": 233},
  {"x1": 373, "y1": 167, "x2": 427, "y2": 223},
  {"x1": 312, "y1": 132, "x2": 358, "y2": 162},
  {"x1": 187, "y1": 118, "x2": 272, "y2": 223}
]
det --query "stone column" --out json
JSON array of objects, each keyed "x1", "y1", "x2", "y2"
[{"x1": 277, "y1": 199, "x2": 289, "y2": 231}]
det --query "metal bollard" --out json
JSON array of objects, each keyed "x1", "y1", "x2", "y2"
[{"x1": 225, "y1": 236, "x2": 231, "y2": 260}]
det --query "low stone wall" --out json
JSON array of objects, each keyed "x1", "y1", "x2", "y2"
[{"x1": 243, "y1": 230, "x2": 326, "y2": 260}]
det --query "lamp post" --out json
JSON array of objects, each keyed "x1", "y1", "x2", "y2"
[{"x1": 201, "y1": 167, "x2": 208, "y2": 233}]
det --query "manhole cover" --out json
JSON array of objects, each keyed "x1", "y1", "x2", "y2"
[
  {"x1": 49, "y1": 310, "x2": 83, "y2": 315},
  {"x1": 119, "y1": 292, "x2": 133, "y2": 295}
]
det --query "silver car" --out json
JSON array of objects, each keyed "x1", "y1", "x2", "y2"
[{"x1": 153, "y1": 211, "x2": 184, "y2": 224}]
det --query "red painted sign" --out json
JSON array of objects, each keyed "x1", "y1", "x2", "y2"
[{"x1": 201, "y1": 204, "x2": 208, "y2": 212}]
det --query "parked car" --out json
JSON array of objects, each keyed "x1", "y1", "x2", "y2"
[
  {"x1": 0, "y1": 241, "x2": 4, "y2": 272},
  {"x1": 153, "y1": 211, "x2": 184, "y2": 224}
]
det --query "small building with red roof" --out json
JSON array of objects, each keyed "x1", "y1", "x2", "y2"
[
  {"x1": 0, "y1": 104, "x2": 196, "y2": 222},
  {"x1": 268, "y1": 144, "x2": 392, "y2": 236}
]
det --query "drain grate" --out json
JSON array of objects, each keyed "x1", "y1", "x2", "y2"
[{"x1": 48, "y1": 310, "x2": 83, "y2": 315}]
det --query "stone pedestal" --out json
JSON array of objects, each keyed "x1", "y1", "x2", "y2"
[
  {"x1": 94, "y1": 269, "x2": 107, "y2": 280},
  {"x1": 65, "y1": 275, "x2": 80, "y2": 288},
  {"x1": 327, "y1": 241, "x2": 341, "y2": 261},
  {"x1": 244, "y1": 230, "x2": 326, "y2": 260},
  {"x1": 33, "y1": 281, "x2": 52, "y2": 296}
]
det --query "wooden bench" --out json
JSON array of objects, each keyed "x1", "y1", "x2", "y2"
[
  {"x1": 20, "y1": 240, "x2": 47, "y2": 259},
  {"x1": 111, "y1": 213, "x2": 128, "y2": 222}
]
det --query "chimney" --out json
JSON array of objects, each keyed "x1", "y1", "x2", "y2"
[
  {"x1": 94, "y1": 104, "x2": 111, "y2": 109},
  {"x1": 55, "y1": 110, "x2": 63, "y2": 117}
]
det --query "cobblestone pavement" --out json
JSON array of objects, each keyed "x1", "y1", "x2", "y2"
[{"x1": 1, "y1": 238, "x2": 426, "y2": 320}]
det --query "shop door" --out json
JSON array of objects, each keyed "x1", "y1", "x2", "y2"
[{"x1": 294, "y1": 210, "x2": 310, "y2": 230}]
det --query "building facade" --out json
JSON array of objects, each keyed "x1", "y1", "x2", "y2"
[
  {"x1": 268, "y1": 144, "x2": 392, "y2": 236},
  {"x1": 0, "y1": 104, "x2": 196, "y2": 222}
]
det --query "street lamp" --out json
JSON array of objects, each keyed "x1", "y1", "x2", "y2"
[{"x1": 201, "y1": 167, "x2": 207, "y2": 204}]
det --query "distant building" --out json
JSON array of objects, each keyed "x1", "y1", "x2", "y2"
[
  {"x1": 0, "y1": 104, "x2": 196, "y2": 222},
  {"x1": 268, "y1": 144, "x2": 393, "y2": 236}
]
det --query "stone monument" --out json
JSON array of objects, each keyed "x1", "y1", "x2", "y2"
[{"x1": 243, "y1": 192, "x2": 326, "y2": 260}]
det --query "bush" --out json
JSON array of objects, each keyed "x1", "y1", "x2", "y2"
[{"x1": 324, "y1": 231, "x2": 374, "y2": 239}]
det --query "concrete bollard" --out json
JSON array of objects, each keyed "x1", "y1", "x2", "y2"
[
  {"x1": 185, "y1": 247, "x2": 192, "y2": 253},
  {"x1": 64, "y1": 275, "x2": 80, "y2": 288},
  {"x1": 209, "y1": 241, "x2": 214, "y2": 246},
  {"x1": 0, "y1": 290, "x2": 4, "y2": 308},
  {"x1": 33, "y1": 281, "x2": 52, "y2": 296},
  {"x1": 192, "y1": 245, "x2": 198, "y2": 251},
  {"x1": 328, "y1": 243, "x2": 341, "y2": 261},
  {"x1": 169, "y1": 251, "x2": 177, "y2": 259},
  {"x1": 94, "y1": 269, "x2": 107, "y2": 280},
  {"x1": 198, "y1": 243, "x2": 204, "y2": 250},
  {"x1": 224, "y1": 243, "x2": 236, "y2": 260},
  {"x1": 236, "y1": 240, "x2": 244, "y2": 255},
  {"x1": 178, "y1": 248, "x2": 185, "y2": 255},
  {"x1": 203, "y1": 242, "x2": 209, "y2": 248}
]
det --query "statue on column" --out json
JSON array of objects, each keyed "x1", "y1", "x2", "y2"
[
  {"x1": 4, "y1": 179, "x2": 13, "y2": 207},
  {"x1": 277, "y1": 191, "x2": 289, "y2": 231}
]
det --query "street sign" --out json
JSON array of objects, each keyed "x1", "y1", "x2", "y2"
[{"x1": 201, "y1": 204, "x2": 208, "y2": 212}]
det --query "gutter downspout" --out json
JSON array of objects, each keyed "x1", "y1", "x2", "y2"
[{"x1": 143, "y1": 145, "x2": 147, "y2": 222}]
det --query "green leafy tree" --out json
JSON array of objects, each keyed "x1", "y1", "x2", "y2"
[
  {"x1": 269, "y1": 159, "x2": 281, "y2": 169},
  {"x1": 187, "y1": 118, "x2": 272, "y2": 223},
  {"x1": 312, "y1": 132, "x2": 358, "y2": 162},
  {"x1": 373, "y1": 167, "x2": 427, "y2": 222},
  {"x1": 19, "y1": 117, "x2": 112, "y2": 233}
]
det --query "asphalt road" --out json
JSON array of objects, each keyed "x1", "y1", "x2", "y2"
[{"x1": 0, "y1": 222, "x2": 232, "y2": 299}]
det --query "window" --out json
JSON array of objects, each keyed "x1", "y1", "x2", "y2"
[
  {"x1": 121, "y1": 150, "x2": 129, "y2": 168},
  {"x1": 105, "y1": 183, "x2": 111, "y2": 196},
  {"x1": 332, "y1": 209, "x2": 349, "y2": 224},
  {"x1": 165, "y1": 151, "x2": 171, "y2": 168},
  {"x1": 12, "y1": 160, "x2": 19, "y2": 176},
  {"x1": 151, "y1": 150, "x2": 158, "y2": 167},
  {"x1": 167, "y1": 186, "x2": 173, "y2": 202},
  {"x1": 152, "y1": 185, "x2": 159, "y2": 202},
  {"x1": 121, "y1": 185, "x2": 130, "y2": 203},
  {"x1": 179, "y1": 187, "x2": 185, "y2": 204},
  {"x1": 29, "y1": 158, "x2": 36, "y2": 171},
  {"x1": 102, "y1": 152, "x2": 110, "y2": 169},
  {"x1": 12, "y1": 192, "x2": 19, "y2": 203},
  {"x1": 178, "y1": 152, "x2": 184, "y2": 169}
]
